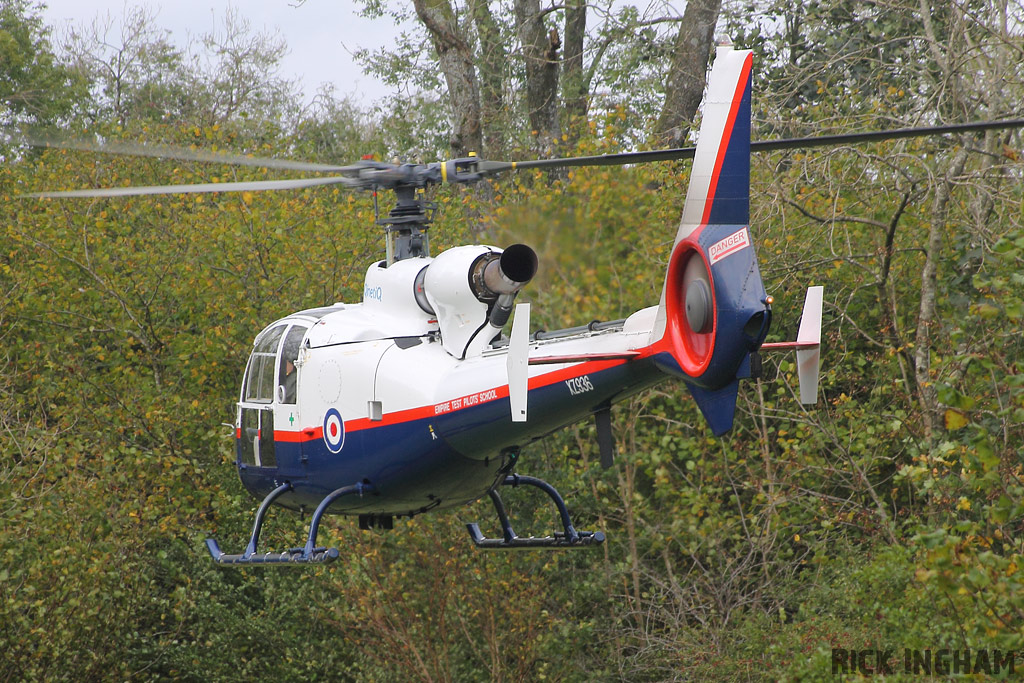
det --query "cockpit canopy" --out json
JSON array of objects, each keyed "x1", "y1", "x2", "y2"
[{"x1": 242, "y1": 322, "x2": 308, "y2": 405}]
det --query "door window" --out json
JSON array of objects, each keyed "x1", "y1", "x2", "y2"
[
  {"x1": 258, "y1": 408, "x2": 276, "y2": 467},
  {"x1": 238, "y1": 407, "x2": 276, "y2": 468},
  {"x1": 277, "y1": 325, "x2": 307, "y2": 405},
  {"x1": 239, "y1": 406, "x2": 258, "y2": 465},
  {"x1": 244, "y1": 325, "x2": 286, "y2": 403}
]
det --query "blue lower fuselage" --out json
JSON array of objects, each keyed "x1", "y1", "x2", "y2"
[{"x1": 237, "y1": 357, "x2": 664, "y2": 517}]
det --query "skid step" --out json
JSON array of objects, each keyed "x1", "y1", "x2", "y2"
[
  {"x1": 205, "y1": 481, "x2": 372, "y2": 567},
  {"x1": 205, "y1": 539, "x2": 339, "y2": 565},
  {"x1": 465, "y1": 474, "x2": 606, "y2": 550},
  {"x1": 466, "y1": 523, "x2": 605, "y2": 549}
]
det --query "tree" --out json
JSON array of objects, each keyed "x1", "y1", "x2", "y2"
[
  {"x1": 413, "y1": 0, "x2": 483, "y2": 157},
  {"x1": 0, "y1": 0, "x2": 83, "y2": 126},
  {"x1": 469, "y1": 0, "x2": 508, "y2": 157},
  {"x1": 354, "y1": 2, "x2": 720, "y2": 158},
  {"x1": 653, "y1": 0, "x2": 723, "y2": 146},
  {"x1": 60, "y1": 4, "x2": 299, "y2": 136},
  {"x1": 194, "y1": 6, "x2": 300, "y2": 133},
  {"x1": 513, "y1": 0, "x2": 563, "y2": 154},
  {"x1": 561, "y1": 0, "x2": 587, "y2": 143},
  {"x1": 60, "y1": 5, "x2": 190, "y2": 128}
]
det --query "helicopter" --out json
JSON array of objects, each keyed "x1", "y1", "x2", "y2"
[{"x1": 27, "y1": 47, "x2": 1024, "y2": 565}]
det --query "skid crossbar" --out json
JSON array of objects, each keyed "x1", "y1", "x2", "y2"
[
  {"x1": 466, "y1": 474, "x2": 605, "y2": 549},
  {"x1": 206, "y1": 482, "x2": 372, "y2": 565}
]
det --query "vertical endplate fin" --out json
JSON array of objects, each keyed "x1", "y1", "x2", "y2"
[{"x1": 796, "y1": 286, "x2": 823, "y2": 404}]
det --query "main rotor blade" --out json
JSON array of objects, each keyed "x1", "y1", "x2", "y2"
[
  {"x1": 23, "y1": 134, "x2": 353, "y2": 173},
  {"x1": 750, "y1": 118, "x2": 1024, "y2": 153},
  {"x1": 26, "y1": 175, "x2": 358, "y2": 199},
  {"x1": 484, "y1": 146, "x2": 699, "y2": 174},
  {"x1": 24, "y1": 117, "x2": 1024, "y2": 198},
  {"x1": 477, "y1": 118, "x2": 1024, "y2": 176}
]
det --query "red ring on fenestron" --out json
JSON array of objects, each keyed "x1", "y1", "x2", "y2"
[{"x1": 664, "y1": 241, "x2": 716, "y2": 376}]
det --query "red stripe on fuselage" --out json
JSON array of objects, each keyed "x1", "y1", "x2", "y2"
[
  {"x1": 269, "y1": 357, "x2": 631, "y2": 443},
  {"x1": 274, "y1": 428, "x2": 318, "y2": 442},
  {"x1": 700, "y1": 55, "x2": 753, "y2": 225}
]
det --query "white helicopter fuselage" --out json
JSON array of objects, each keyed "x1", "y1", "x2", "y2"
[{"x1": 235, "y1": 247, "x2": 664, "y2": 518}]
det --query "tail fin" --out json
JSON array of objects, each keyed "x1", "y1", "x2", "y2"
[
  {"x1": 677, "y1": 46, "x2": 753, "y2": 232},
  {"x1": 645, "y1": 47, "x2": 769, "y2": 435},
  {"x1": 653, "y1": 47, "x2": 755, "y2": 344}
]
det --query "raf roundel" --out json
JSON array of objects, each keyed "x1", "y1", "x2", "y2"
[{"x1": 322, "y1": 408, "x2": 345, "y2": 453}]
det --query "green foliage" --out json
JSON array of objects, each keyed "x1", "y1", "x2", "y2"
[
  {"x1": 6, "y1": 112, "x2": 1024, "y2": 677},
  {"x1": 1, "y1": 132, "x2": 376, "y2": 678},
  {"x1": 907, "y1": 225, "x2": 1024, "y2": 652},
  {"x1": 695, "y1": 543, "x2": 968, "y2": 682},
  {"x1": 3, "y1": 2, "x2": 1024, "y2": 680}
]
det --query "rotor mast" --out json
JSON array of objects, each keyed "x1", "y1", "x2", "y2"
[
  {"x1": 368, "y1": 157, "x2": 483, "y2": 266},
  {"x1": 380, "y1": 185, "x2": 434, "y2": 265}
]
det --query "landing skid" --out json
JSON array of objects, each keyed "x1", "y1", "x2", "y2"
[
  {"x1": 205, "y1": 481, "x2": 372, "y2": 565},
  {"x1": 466, "y1": 474, "x2": 605, "y2": 549}
]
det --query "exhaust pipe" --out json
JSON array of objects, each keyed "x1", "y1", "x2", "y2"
[
  {"x1": 478, "y1": 243, "x2": 538, "y2": 296},
  {"x1": 471, "y1": 244, "x2": 538, "y2": 327}
]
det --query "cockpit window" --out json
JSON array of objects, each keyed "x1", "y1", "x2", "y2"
[
  {"x1": 278, "y1": 325, "x2": 307, "y2": 404},
  {"x1": 244, "y1": 325, "x2": 285, "y2": 403}
]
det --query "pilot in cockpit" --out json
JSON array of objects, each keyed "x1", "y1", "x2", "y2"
[{"x1": 280, "y1": 339, "x2": 300, "y2": 404}]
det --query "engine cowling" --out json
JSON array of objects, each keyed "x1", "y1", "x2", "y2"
[{"x1": 422, "y1": 244, "x2": 537, "y2": 358}]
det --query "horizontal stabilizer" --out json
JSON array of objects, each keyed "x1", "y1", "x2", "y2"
[{"x1": 795, "y1": 286, "x2": 823, "y2": 404}]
